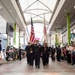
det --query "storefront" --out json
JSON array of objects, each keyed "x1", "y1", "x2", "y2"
[{"x1": 71, "y1": 29, "x2": 75, "y2": 45}]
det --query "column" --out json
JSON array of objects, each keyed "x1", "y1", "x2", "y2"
[
  {"x1": 55, "y1": 33, "x2": 58, "y2": 46},
  {"x1": 49, "y1": 34, "x2": 51, "y2": 46},
  {"x1": 14, "y1": 23, "x2": 16, "y2": 46},
  {"x1": 23, "y1": 33, "x2": 25, "y2": 46},
  {"x1": 19, "y1": 29, "x2": 20, "y2": 48},
  {"x1": 67, "y1": 13, "x2": 71, "y2": 46}
]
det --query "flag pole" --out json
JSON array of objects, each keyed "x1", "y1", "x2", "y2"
[
  {"x1": 43, "y1": 14, "x2": 48, "y2": 44},
  {"x1": 44, "y1": 14, "x2": 45, "y2": 43}
]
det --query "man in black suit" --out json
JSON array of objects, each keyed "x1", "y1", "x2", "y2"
[
  {"x1": 19, "y1": 47, "x2": 22, "y2": 61},
  {"x1": 56, "y1": 46, "x2": 61, "y2": 62},
  {"x1": 51, "y1": 46, "x2": 55, "y2": 61},
  {"x1": 34, "y1": 40, "x2": 41, "y2": 68},
  {"x1": 29, "y1": 43, "x2": 34, "y2": 66},
  {"x1": 42, "y1": 43, "x2": 49, "y2": 66}
]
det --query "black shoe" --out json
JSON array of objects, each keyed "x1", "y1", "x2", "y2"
[
  {"x1": 71, "y1": 64, "x2": 74, "y2": 65},
  {"x1": 38, "y1": 66, "x2": 40, "y2": 69}
]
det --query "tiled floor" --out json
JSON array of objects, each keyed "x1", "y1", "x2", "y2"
[{"x1": 0, "y1": 58, "x2": 75, "y2": 75}]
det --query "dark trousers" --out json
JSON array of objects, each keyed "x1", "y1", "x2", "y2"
[
  {"x1": 19, "y1": 54, "x2": 21, "y2": 61},
  {"x1": 57, "y1": 55, "x2": 61, "y2": 61},
  {"x1": 67, "y1": 54, "x2": 71, "y2": 63},
  {"x1": 72, "y1": 57, "x2": 75, "y2": 65},
  {"x1": 42, "y1": 56, "x2": 49, "y2": 66},
  {"x1": 30, "y1": 53, "x2": 34, "y2": 66},
  {"x1": 51, "y1": 55, "x2": 55, "y2": 61},
  {"x1": 42, "y1": 57, "x2": 46, "y2": 66},
  {"x1": 34, "y1": 55, "x2": 40, "y2": 67},
  {"x1": 46, "y1": 57, "x2": 49, "y2": 64},
  {"x1": 27, "y1": 55, "x2": 30, "y2": 64}
]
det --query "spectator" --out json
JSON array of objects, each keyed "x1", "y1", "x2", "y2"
[{"x1": 71, "y1": 44, "x2": 75, "y2": 66}]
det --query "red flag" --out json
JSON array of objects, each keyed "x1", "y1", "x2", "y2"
[{"x1": 30, "y1": 18, "x2": 35, "y2": 43}]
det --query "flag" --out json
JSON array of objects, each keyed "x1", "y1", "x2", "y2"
[
  {"x1": 43, "y1": 15, "x2": 47, "y2": 43},
  {"x1": 30, "y1": 18, "x2": 35, "y2": 43}
]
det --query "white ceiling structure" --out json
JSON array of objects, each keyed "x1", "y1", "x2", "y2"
[
  {"x1": 19, "y1": 0, "x2": 57, "y2": 25},
  {"x1": 18, "y1": 0, "x2": 58, "y2": 41},
  {"x1": 0, "y1": 0, "x2": 75, "y2": 41}
]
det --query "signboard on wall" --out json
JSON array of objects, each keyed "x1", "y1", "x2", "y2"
[{"x1": 6, "y1": 23, "x2": 14, "y2": 37}]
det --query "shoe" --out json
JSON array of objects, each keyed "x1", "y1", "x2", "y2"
[{"x1": 38, "y1": 66, "x2": 40, "y2": 69}]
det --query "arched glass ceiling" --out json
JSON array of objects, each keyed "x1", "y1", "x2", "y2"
[{"x1": 19, "y1": 0, "x2": 57, "y2": 24}]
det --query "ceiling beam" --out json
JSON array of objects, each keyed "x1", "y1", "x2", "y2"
[
  {"x1": 38, "y1": 0, "x2": 52, "y2": 13},
  {"x1": 24, "y1": 12, "x2": 49, "y2": 23},
  {"x1": 26, "y1": 20, "x2": 49, "y2": 25},
  {"x1": 26, "y1": 8, "x2": 49, "y2": 12},
  {"x1": 23, "y1": 0, "x2": 37, "y2": 12}
]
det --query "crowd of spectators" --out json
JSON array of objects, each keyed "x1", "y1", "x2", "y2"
[
  {"x1": 60, "y1": 44, "x2": 75, "y2": 66},
  {"x1": 4, "y1": 46, "x2": 26, "y2": 61}
]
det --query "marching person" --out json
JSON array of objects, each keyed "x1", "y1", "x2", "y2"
[
  {"x1": 34, "y1": 40, "x2": 41, "y2": 68},
  {"x1": 25, "y1": 42, "x2": 31, "y2": 65},
  {"x1": 29, "y1": 43, "x2": 34, "y2": 66},
  {"x1": 51, "y1": 46, "x2": 55, "y2": 61},
  {"x1": 42, "y1": 43, "x2": 49, "y2": 66}
]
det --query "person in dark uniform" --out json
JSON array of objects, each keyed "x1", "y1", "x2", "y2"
[
  {"x1": 0, "y1": 40, "x2": 2, "y2": 53},
  {"x1": 19, "y1": 47, "x2": 22, "y2": 61},
  {"x1": 29, "y1": 43, "x2": 34, "y2": 66},
  {"x1": 25, "y1": 42, "x2": 31, "y2": 65},
  {"x1": 51, "y1": 46, "x2": 55, "y2": 61},
  {"x1": 56, "y1": 46, "x2": 61, "y2": 62},
  {"x1": 34, "y1": 41, "x2": 41, "y2": 68},
  {"x1": 42, "y1": 43, "x2": 49, "y2": 66},
  {"x1": 72, "y1": 49, "x2": 75, "y2": 65},
  {"x1": 66, "y1": 46, "x2": 71, "y2": 64}
]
